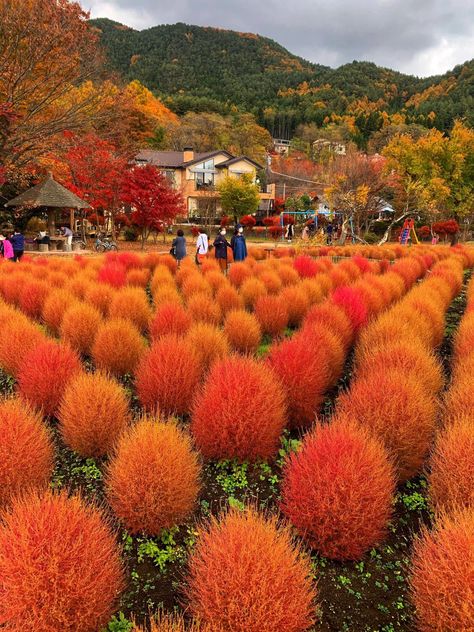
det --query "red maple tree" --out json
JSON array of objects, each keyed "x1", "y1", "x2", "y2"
[{"x1": 121, "y1": 165, "x2": 185, "y2": 248}]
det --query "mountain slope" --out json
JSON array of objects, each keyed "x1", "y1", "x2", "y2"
[{"x1": 90, "y1": 18, "x2": 474, "y2": 138}]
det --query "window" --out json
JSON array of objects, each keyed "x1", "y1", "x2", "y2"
[{"x1": 193, "y1": 159, "x2": 215, "y2": 189}]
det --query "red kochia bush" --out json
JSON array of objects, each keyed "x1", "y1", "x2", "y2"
[
  {"x1": 410, "y1": 507, "x2": 474, "y2": 632},
  {"x1": 17, "y1": 341, "x2": 82, "y2": 417},
  {"x1": 98, "y1": 262, "x2": 127, "y2": 288},
  {"x1": 331, "y1": 286, "x2": 368, "y2": 333},
  {"x1": 136, "y1": 335, "x2": 201, "y2": 415},
  {"x1": 0, "y1": 398, "x2": 54, "y2": 507},
  {"x1": 216, "y1": 284, "x2": 243, "y2": 314},
  {"x1": 59, "y1": 372, "x2": 131, "y2": 458},
  {"x1": 92, "y1": 318, "x2": 146, "y2": 376},
  {"x1": 303, "y1": 301, "x2": 354, "y2": 349},
  {"x1": 18, "y1": 279, "x2": 50, "y2": 319},
  {"x1": 293, "y1": 254, "x2": 319, "y2": 278},
  {"x1": 268, "y1": 334, "x2": 333, "y2": 429},
  {"x1": 41, "y1": 289, "x2": 77, "y2": 333},
  {"x1": 336, "y1": 370, "x2": 437, "y2": 481},
  {"x1": 133, "y1": 612, "x2": 216, "y2": 632},
  {"x1": 191, "y1": 356, "x2": 286, "y2": 461},
  {"x1": 106, "y1": 419, "x2": 201, "y2": 535},
  {"x1": 0, "y1": 319, "x2": 45, "y2": 376},
  {"x1": 0, "y1": 490, "x2": 124, "y2": 632},
  {"x1": 185, "y1": 508, "x2": 317, "y2": 632},
  {"x1": 150, "y1": 302, "x2": 192, "y2": 340},
  {"x1": 254, "y1": 295, "x2": 289, "y2": 337},
  {"x1": 281, "y1": 420, "x2": 395, "y2": 559},
  {"x1": 428, "y1": 416, "x2": 474, "y2": 513}
]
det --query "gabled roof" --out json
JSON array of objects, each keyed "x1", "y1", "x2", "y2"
[
  {"x1": 181, "y1": 150, "x2": 233, "y2": 168},
  {"x1": 5, "y1": 174, "x2": 91, "y2": 209},
  {"x1": 215, "y1": 156, "x2": 263, "y2": 170}
]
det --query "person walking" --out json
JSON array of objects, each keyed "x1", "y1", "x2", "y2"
[
  {"x1": 231, "y1": 225, "x2": 247, "y2": 262},
  {"x1": 60, "y1": 226, "x2": 73, "y2": 251},
  {"x1": 213, "y1": 228, "x2": 231, "y2": 273},
  {"x1": 0, "y1": 235, "x2": 14, "y2": 261},
  {"x1": 195, "y1": 228, "x2": 209, "y2": 265},
  {"x1": 10, "y1": 229, "x2": 25, "y2": 261},
  {"x1": 171, "y1": 229, "x2": 187, "y2": 267},
  {"x1": 326, "y1": 222, "x2": 333, "y2": 245}
]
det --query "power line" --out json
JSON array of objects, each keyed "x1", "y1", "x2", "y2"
[{"x1": 268, "y1": 169, "x2": 326, "y2": 186}]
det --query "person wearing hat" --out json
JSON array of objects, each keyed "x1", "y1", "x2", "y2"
[
  {"x1": 231, "y1": 224, "x2": 247, "y2": 262},
  {"x1": 0, "y1": 234, "x2": 14, "y2": 261}
]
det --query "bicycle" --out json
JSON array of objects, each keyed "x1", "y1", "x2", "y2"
[{"x1": 94, "y1": 235, "x2": 118, "y2": 252}]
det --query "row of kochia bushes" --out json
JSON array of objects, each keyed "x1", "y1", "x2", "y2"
[{"x1": 0, "y1": 246, "x2": 473, "y2": 631}]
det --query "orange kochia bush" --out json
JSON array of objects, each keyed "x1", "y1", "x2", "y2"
[
  {"x1": 281, "y1": 420, "x2": 395, "y2": 560},
  {"x1": 106, "y1": 419, "x2": 201, "y2": 535},
  {"x1": 0, "y1": 490, "x2": 124, "y2": 632},
  {"x1": 410, "y1": 507, "x2": 474, "y2": 632},
  {"x1": 223, "y1": 309, "x2": 261, "y2": 354},
  {"x1": 185, "y1": 508, "x2": 317, "y2": 632},
  {"x1": 92, "y1": 318, "x2": 146, "y2": 376},
  {"x1": 0, "y1": 398, "x2": 54, "y2": 507},
  {"x1": 150, "y1": 302, "x2": 192, "y2": 339},
  {"x1": 58, "y1": 372, "x2": 131, "y2": 458},
  {"x1": 133, "y1": 612, "x2": 217, "y2": 631},
  {"x1": 17, "y1": 341, "x2": 82, "y2": 417},
  {"x1": 191, "y1": 356, "x2": 286, "y2": 461},
  {"x1": 136, "y1": 335, "x2": 201, "y2": 415},
  {"x1": 60, "y1": 302, "x2": 103, "y2": 356},
  {"x1": 336, "y1": 369, "x2": 437, "y2": 481}
]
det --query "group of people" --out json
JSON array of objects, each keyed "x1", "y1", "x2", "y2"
[
  {"x1": 0, "y1": 230, "x2": 25, "y2": 262},
  {"x1": 172, "y1": 225, "x2": 248, "y2": 271}
]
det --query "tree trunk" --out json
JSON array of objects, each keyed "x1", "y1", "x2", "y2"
[{"x1": 378, "y1": 211, "x2": 411, "y2": 246}]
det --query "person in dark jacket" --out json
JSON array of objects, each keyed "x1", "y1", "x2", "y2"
[
  {"x1": 231, "y1": 225, "x2": 247, "y2": 262},
  {"x1": 10, "y1": 229, "x2": 25, "y2": 261},
  {"x1": 213, "y1": 228, "x2": 232, "y2": 273},
  {"x1": 171, "y1": 229, "x2": 187, "y2": 267}
]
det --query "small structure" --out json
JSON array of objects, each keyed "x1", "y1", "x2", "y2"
[{"x1": 5, "y1": 173, "x2": 91, "y2": 235}]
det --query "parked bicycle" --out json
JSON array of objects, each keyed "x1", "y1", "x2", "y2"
[{"x1": 94, "y1": 234, "x2": 118, "y2": 252}]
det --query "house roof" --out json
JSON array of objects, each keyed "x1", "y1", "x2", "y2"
[
  {"x1": 215, "y1": 156, "x2": 263, "y2": 170},
  {"x1": 135, "y1": 149, "x2": 261, "y2": 170},
  {"x1": 5, "y1": 174, "x2": 91, "y2": 209}
]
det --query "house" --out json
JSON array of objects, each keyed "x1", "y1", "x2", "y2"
[
  {"x1": 312, "y1": 138, "x2": 347, "y2": 157},
  {"x1": 135, "y1": 148, "x2": 275, "y2": 221}
]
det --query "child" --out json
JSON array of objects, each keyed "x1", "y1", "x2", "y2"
[{"x1": 0, "y1": 234, "x2": 14, "y2": 260}]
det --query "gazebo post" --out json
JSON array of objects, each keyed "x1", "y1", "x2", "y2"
[
  {"x1": 69, "y1": 208, "x2": 74, "y2": 231},
  {"x1": 47, "y1": 207, "x2": 56, "y2": 235}
]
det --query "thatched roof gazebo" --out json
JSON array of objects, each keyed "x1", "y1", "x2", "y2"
[{"x1": 5, "y1": 173, "x2": 91, "y2": 234}]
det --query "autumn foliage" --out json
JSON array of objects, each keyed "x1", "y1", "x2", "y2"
[
  {"x1": 58, "y1": 372, "x2": 131, "y2": 458},
  {"x1": 281, "y1": 420, "x2": 395, "y2": 559},
  {"x1": 223, "y1": 309, "x2": 261, "y2": 354},
  {"x1": 0, "y1": 490, "x2": 124, "y2": 632},
  {"x1": 136, "y1": 335, "x2": 201, "y2": 415},
  {"x1": 17, "y1": 340, "x2": 82, "y2": 416},
  {"x1": 410, "y1": 507, "x2": 474, "y2": 632},
  {"x1": 92, "y1": 318, "x2": 145, "y2": 376},
  {"x1": 185, "y1": 508, "x2": 317, "y2": 632},
  {"x1": 60, "y1": 302, "x2": 103, "y2": 355},
  {"x1": 106, "y1": 419, "x2": 201, "y2": 535},
  {"x1": 0, "y1": 398, "x2": 54, "y2": 507},
  {"x1": 191, "y1": 356, "x2": 286, "y2": 460},
  {"x1": 150, "y1": 302, "x2": 192, "y2": 339}
]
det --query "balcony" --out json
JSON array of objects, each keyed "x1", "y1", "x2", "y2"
[{"x1": 195, "y1": 181, "x2": 216, "y2": 192}]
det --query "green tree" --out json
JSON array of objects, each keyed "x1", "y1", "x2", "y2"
[{"x1": 217, "y1": 174, "x2": 260, "y2": 223}]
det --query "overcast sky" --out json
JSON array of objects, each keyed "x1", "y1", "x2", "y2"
[{"x1": 85, "y1": 0, "x2": 474, "y2": 77}]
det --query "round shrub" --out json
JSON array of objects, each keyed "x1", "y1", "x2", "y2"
[
  {"x1": 150, "y1": 302, "x2": 192, "y2": 340},
  {"x1": 268, "y1": 334, "x2": 333, "y2": 429},
  {"x1": 0, "y1": 490, "x2": 124, "y2": 631},
  {"x1": 84, "y1": 282, "x2": 113, "y2": 316},
  {"x1": 18, "y1": 279, "x2": 50, "y2": 320},
  {"x1": 98, "y1": 262, "x2": 127, "y2": 288},
  {"x1": 223, "y1": 309, "x2": 261, "y2": 354},
  {"x1": 106, "y1": 419, "x2": 201, "y2": 535},
  {"x1": 280, "y1": 286, "x2": 310, "y2": 327},
  {"x1": 355, "y1": 341, "x2": 444, "y2": 396},
  {"x1": 336, "y1": 370, "x2": 437, "y2": 481},
  {"x1": 191, "y1": 356, "x2": 286, "y2": 461},
  {"x1": 0, "y1": 319, "x2": 45, "y2": 377},
  {"x1": 59, "y1": 372, "x2": 131, "y2": 458},
  {"x1": 109, "y1": 286, "x2": 152, "y2": 333},
  {"x1": 293, "y1": 254, "x2": 319, "y2": 278},
  {"x1": 281, "y1": 419, "x2": 395, "y2": 559},
  {"x1": 259, "y1": 270, "x2": 282, "y2": 294},
  {"x1": 240, "y1": 277, "x2": 267, "y2": 310},
  {"x1": 42, "y1": 289, "x2": 77, "y2": 334},
  {"x1": 17, "y1": 341, "x2": 82, "y2": 417},
  {"x1": 133, "y1": 612, "x2": 215, "y2": 631},
  {"x1": 0, "y1": 398, "x2": 54, "y2": 507},
  {"x1": 185, "y1": 322, "x2": 230, "y2": 373},
  {"x1": 187, "y1": 293, "x2": 221, "y2": 326},
  {"x1": 228, "y1": 261, "x2": 251, "y2": 287},
  {"x1": 185, "y1": 508, "x2": 317, "y2": 632},
  {"x1": 92, "y1": 318, "x2": 146, "y2": 376},
  {"x1": 303, "y1": 301, "x2": 354, "y2": 349},
  {"x1": 136, "y1": 335, "x2": 201, "y2": 415},
  {"x1": 254, "y1": 295, "x2": 289, "y2": 337},
  {"x1": 216, "y1": 284, "x2": 243, "y2": 314},
  {"x1": 428, "y1": 416, "x2": 474, "y2": 513},
  {"x1": 331, "y1": 287, "x2": 368, "y2": 334},
  {"x1": 60, "y1": 302, "x2": 103, "y2": 356},
  {"x1": 410, "y1": 507, "x2": 474, "y2": 632}
]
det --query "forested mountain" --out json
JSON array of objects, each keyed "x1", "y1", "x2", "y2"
[{"x1": 90, "y1": 18, "x2": 474, "y2": 142}]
